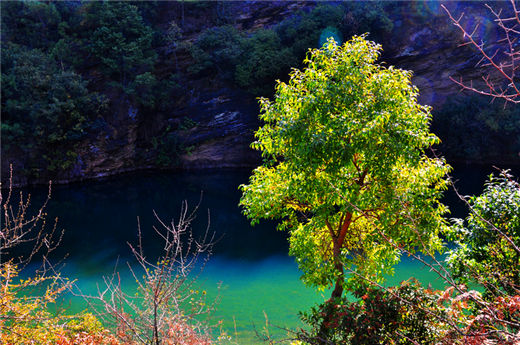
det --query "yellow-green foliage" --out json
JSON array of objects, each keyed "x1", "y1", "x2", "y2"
[
  {"x1": 0, "y1": 262, "x2": 119, "y2": 345},
  {"x1": 240, "y1": 36, "x2": 450, "y2": 293}
]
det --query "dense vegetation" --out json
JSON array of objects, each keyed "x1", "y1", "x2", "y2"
[
  {"x1": 2, "y1": 1, "x2": 517, "y2": 183},
  {"x1": 1, "y1": 1, "x2": 178, "y2": 178},
  {"x1": 189, "y1": 3, "x2": 393, "y2": 96}
]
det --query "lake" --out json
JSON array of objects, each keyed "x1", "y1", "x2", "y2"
[{"x1": 12, "y1": 164, "x2": 519, "y2": 343}]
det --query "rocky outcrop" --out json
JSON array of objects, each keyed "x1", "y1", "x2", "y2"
[
  {"x1": 174, "y1": 87, "x2": 262, "y2": 169},
  {"x1": 383, "y1": 2, "x2": 491, "y2": 108}
]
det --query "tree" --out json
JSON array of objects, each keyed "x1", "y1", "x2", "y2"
[
  {"x1": 189, "y1": 25, "x2": 244, "y2": 78},
  {"x1": 79, "y1": 201, "x2": 219, "y2": 345},
  {"x1": 165, "y1": 20, "x2": 182, "y2": 70},
  {"x1": 1, "y1": 43, "x2": 107, "y2": 175},
  {"x1": 239, "y1": 36, "x2": 450, "y2": 299},
  {"x1": 0, "y1": 1, "x2": 62, "y2": 50},
  {"x1": 82, "y1": 1, "x2": 156, "y2": 88},
  {"x1": 235, "y1": 29, "x2": 296, "y2": 96}
]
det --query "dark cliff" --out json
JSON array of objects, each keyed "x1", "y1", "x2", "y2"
[{"x1": 2, "y1": 1, "x2": 519, "y2": 187}]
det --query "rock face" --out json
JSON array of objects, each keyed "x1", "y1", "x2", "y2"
[
  {"x1": 3, "y1": 1, "x2": 515, "y2": 187},
  {"x1": 382, "y1": 2, "x2": 489, "y2": 108},
  {"x1": 175, "y1": 88, "x2": 262, "y2": 170},
  {"x1": 166, "y1": 2, "x2": 510, "y2": 172}
]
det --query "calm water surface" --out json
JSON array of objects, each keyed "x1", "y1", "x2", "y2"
[{"x1": 18, "y1": 164, "x2": 518, "y2": 343}]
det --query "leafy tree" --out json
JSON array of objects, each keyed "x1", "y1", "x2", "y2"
[
  {"x1": 447, "y1": 171, "x2": 520, "y2": 296},
  {"x1": 81, "y1": 1, "x2": 156, "y2": 88},
  {"x1": 340, "y1": 2, "x2": 394, "y2": 43},
  {"x1": 165, "y1": 20, "x2": 183, "y2": 69},
  {"x1": 0, "y1": 1, "x2": 62, "y2": 49},
  {"x1": 189, "y1": 25, "x2": 244, "y2": 78},
  {"x1": 276, "y1": 4, "x2": 345, "y2": 59},
  {"x1": 239, "y1": 37, "x2": 450, "y2": 298},
  {"x1": 128, "y1": 71, "x2": 158, "y2": 109}
]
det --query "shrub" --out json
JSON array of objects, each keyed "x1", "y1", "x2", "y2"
[
  {"x1": 0, "y1": 264, "x2": 119, "y2": 345},
  {"x1": 0, "y1": 169, "x2": 119, "y2": 345},
  {"x1": 189, "y1": 25, "x2": 244, "y2": 77},
  {"x1": 446, "y1": 171, "x2": 520, "y2": 296},
  {"x1": 298, "y1": 279, "x2": 446, "y2": 345},
  {"x1": 79, "y1": 201, "x2": 219, "y2": 345}
]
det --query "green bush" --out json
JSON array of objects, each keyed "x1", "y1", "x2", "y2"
[
  {"x1": 446, "y1": 171, "x2": 520, "y2": 296},
  {"x1": 151, "y1": 127, "x2": 181, "y2": 167},
  {"x1": 188, "y1": 3, "x2": 396, "y2": 96},
  {"x1": 128, "y1": 71, "x2": 158, "y2": 109},
  {"x1": 154, "y1": 73, "x2": 181, "y2": 112},
  {"x1": 189, "y1": 25, "x2": 244, "y2": 77},
  {"x1": 81, "y1": 1, "x2": 156, "y2": 87},
  {"x1": 235, "y1": 29, "x2": 296, "y2": 96}
]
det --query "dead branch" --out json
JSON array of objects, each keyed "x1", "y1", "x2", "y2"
[{"x1": 442, "y1": 1, "x2": 520, "y2": 104}]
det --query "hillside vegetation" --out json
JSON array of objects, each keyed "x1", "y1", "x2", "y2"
[{"x1": 2, "y1": 1, "x2": 519, "y2": 186}]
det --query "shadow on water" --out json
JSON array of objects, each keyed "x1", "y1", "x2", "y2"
[{"x1": 19, "y1": 169, "x2": 287, "y2": 268}]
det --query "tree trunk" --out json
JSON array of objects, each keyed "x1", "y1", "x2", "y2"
[
  {"x1": 317, "y1": 214, "x2": 351, "y2": 343},
  {"x1": 331, "y1": 238, "x2": 345, "y2": 299},
  {"x1": 317, "y1": 239, "x2": 344, "y2": 343},
  {"x1": 331, "y1": 267, "x2": 344, "y2": 299}
]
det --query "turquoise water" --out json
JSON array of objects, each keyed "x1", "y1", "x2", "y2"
[
  {"x1": 61, "y1": 254, "x2": 446, "y2": 344},
  {"x1": 65, "y1": 255, "x2": 325, "y2": 343},
  {"x1": 58, "y1": 254, "x2": 447, "y2": 343},
  {"x1": 15, "y1": 166, "x2": 515, "y2": 344}
]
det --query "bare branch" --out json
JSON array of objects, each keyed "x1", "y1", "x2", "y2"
[
  {"x1": 73, "y1": 200, "x2": 218, "y2": 344},
  {"x1": 442, "y1": 1, "x2": 520, "y2": 103}
]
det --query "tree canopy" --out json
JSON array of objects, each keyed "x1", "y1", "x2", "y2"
[
  {"x1": 82, "y1": 1, "x2": 156, "y2": 88},
  {"x1": 240, "y1": 36, "x2": 450, "y2": 297},
  {"x1": 1, "y1": 43, "x2": 107, "y2": 175}
]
